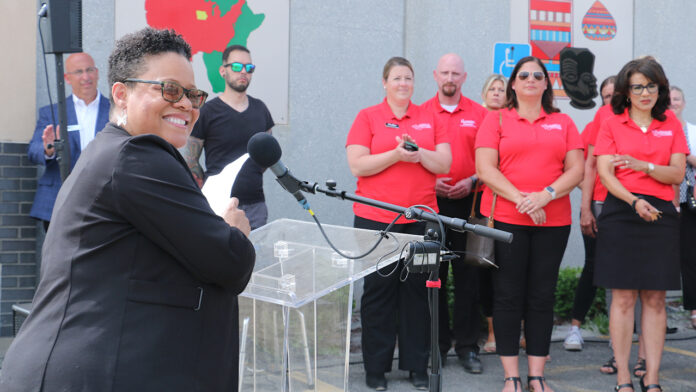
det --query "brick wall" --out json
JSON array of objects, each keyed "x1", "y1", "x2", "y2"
[{"x1": 0, "y1": 142, "x2": 38, "y2": 336}]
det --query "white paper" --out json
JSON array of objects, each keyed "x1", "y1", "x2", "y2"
[{"x1": 202, "y1": 153, "x2": 249, "y2": 217}]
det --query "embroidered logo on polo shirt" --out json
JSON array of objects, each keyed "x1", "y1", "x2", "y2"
[
  {"x1": 460, "y1": 119, "x2": 477, "y2": 128},
  {"x1": 412, "y1": 123, "x2": 432, "y2": 130},
  {"x1": 541, "y1": 123, "x2": 562, "y2": 130},
  {"x1": 385, "y1": 122, "x2": 399, "y2": 129},
  {"x1": 651, "y1": 130, "x2": 673, "y2": 137}
]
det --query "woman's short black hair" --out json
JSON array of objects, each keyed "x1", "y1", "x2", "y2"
[
  {"x1": 610, "y1": 57, "x2": 670, "y2": 121},
  {"x1": 108, "y1": 28, "x2": 192, "y2": 104},
  {"x1": 505, "y1": 56, "x2": 559, "y2": 114}
]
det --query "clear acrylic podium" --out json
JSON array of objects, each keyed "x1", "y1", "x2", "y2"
[{"x1": 238, "y1": 218, "x2": 422, "y2": 391}]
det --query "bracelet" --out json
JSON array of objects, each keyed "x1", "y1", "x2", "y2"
[{"x1": 631, "y1": 197, "x2": 642, "y2": 212}]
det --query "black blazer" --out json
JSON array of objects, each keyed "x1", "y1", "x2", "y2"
[{"x1": 0, "y1": 123, "x2": 255, "y2": 391}]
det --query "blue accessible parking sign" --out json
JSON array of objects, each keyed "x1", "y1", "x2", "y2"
[{"x1": 493, "y1": 42, "x2": 531, "y2": 78}]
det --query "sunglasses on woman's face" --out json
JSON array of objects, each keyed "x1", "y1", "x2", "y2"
[
  {"x1": 517, "y1": 71, "x2": 545, "y2": 81},
  {"x1": 123, "y1": 79, "x2": 208, "y2": 109}
]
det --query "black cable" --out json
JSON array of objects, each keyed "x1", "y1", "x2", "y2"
[
  {"x1": 37, "y1": 12, "x2": 57, "y2": 143},
  {"x1": 309, "y1": 211, "x2": 401, "y2": 261}
]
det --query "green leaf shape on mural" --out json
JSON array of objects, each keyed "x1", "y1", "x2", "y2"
[{"x1": 202, "y1": 0, "x2": 265, "y2": 93}]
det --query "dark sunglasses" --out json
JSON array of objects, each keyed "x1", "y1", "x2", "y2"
[
  {"x1": 123, "y1": 79, "x2": 208, "y2": 109},
  {"x1": 223, "y1": 62, "x2": 256, "y2": 73},
  {"x1": 517, "y1": 71, "x2": 545, "y2": 81}
]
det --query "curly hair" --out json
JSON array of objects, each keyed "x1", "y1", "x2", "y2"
[
  {"x1": 108, "y1": 28, "x2": 192, "y2": 104},
  {"x1": 610, "y1": 57, "x2": 670, "y2": 121},
  {"x1": 505, "y1": 56, "x2": 559, "y2": 114}
]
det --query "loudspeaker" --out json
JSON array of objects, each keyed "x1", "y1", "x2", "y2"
[{"x1": 39, "y1": 0, "x2": 82, "y2": 54}]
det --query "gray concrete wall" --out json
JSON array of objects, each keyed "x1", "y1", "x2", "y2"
[
  {"x1": 265, "y1": 0, "x2": 696, "y2": 271},
  {"x1": 27, "y1": 0, "x2": 696, "y2": 273},
  {"x1": 35, "y1": 0, "x2": 115, "y2": 114}
]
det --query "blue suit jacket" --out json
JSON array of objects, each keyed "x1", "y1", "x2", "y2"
[{"x1": 28, "y1": 94, "x2": 110, "y2": 221}]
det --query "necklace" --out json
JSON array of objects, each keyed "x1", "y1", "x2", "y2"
[{"x1": 629, "y1": 112, "x2": 651, "y2": 133}]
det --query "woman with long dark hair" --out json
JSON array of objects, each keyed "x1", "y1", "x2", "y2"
[{"x1": 476, "y1": 56, "x2": 583, "y2": 392}]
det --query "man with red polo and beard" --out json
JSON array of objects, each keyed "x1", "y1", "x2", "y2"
[
  {"x1": 183, "y1": 45, "x2": 274, "y2": 229},
  {"x1": 421, "y1": 53, "x2": 489, "y2": 373}
]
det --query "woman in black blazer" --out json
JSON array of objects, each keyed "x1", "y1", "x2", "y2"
[{"x1": 0, "y1": 28, "x2": 256, "y2": 392}]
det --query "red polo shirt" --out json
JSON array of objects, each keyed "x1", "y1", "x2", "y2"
[
  {"x1": 346, "y1": 99, "x2": 450, "y2": 223},
  {"x1": 421, "y1": 94, "x2": 488, "y2": 183},
  {"x1": 475, "y1": 108, "x2": 583, "y2": 226},
  {"x1": 594, "y1": 109, "x2": 689, "y2": 201},
  {"x1": 585, "y1": 104, "x2": 614, "y2": 202}
]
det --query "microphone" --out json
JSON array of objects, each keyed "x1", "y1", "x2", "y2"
[{"x1": 247, "y1": 133, "x2": 311, "y2": 210}]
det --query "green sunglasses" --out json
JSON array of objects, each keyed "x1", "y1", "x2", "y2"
[{"x1": 223, "y1": 62, "x2": 256, "y2": 73}]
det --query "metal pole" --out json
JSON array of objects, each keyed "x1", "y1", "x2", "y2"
[{"x1": 54, "y1": 53, "x2": 71, "y2": 182}]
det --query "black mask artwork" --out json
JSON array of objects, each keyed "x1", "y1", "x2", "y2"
[{"x1": 560, "y1": 47, "x2": 598, "y2": 109}]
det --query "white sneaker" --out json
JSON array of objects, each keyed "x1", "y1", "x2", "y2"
[{"x1": 563, "y1": 327, "x2": 584, "y2": 351}]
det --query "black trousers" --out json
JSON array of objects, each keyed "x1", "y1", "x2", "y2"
[
  {"x1": 436, "y1": 195, "x2": 481, "y2": 356},
  {"x1": 492, "y1": 222, "x2": 570, "y2": 356},
  {"x1": 571, "y1": 201, "x2": 603, "y2": 322},
  {"x1": 356, "y1": 216, "x2": 430, "y2": 374},
  {"x1": 680, "y1": 203, "x2": 696, "y2": 310}
]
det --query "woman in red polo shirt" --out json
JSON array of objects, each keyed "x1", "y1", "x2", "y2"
[
  {"x1": 475, "y1": 56, "x2": 583, "y2": 392},
  {"x1": 594, "y1": 57, "x2": 688, "y2": 392},
  {"x1": 346, "y1": 56, "x2": 451, "y2": 391}
]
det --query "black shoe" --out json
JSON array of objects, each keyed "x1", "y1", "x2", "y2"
[
  {"x1": 666, "y1": 326, "x2": 678, "y2": 334},
  {"x1": 409, "y1": 370, "x2": 429, "y2": 390},
  {"x1": 639, "y1": 375, "x2": 663, "y2": 392},
  {"x1": 366, "y1": 372, "x2": 387, "y2": 391},
  {"x1": 459, "y1": 351, "x2": 483, "y2": 374}
]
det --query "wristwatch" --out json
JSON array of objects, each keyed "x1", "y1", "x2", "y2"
[
  {"x1": 545, "y1": 186, "x2": 556, "y2": 200},
  {"x1": 646, "y1": 162, "x2": 655, "y2": 173}
]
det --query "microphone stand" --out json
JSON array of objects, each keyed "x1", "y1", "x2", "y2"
[{"x1": 294, "y1": 179, "x2": 512, "y2": 392}]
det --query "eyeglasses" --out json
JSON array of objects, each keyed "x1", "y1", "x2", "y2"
[
  {"x1": 123, "y1": 79, "x2": 208, "y2": 109},
  {"x1": 517, "y1": 71, "x2": 545, "y2": 81},
  {"x1": 66, "y1": 67, "x2": 97, "y2": 76},
  {"x1": 630, "y1": 83, "x2": 658, "y2": 95},
  {"x1": 223, "y1": 62, "x2": 256, "y2": 73}
]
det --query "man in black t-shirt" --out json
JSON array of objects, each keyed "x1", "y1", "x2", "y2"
[{"x1": 183, "y1": 45, "x2": 274, "y2": 229}]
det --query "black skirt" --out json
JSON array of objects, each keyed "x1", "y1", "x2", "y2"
[{"x1": 594, "y1": 193, "x2": 680, "y2": 290}]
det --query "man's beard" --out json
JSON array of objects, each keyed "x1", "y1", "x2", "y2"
[
  {"x1": 228, "y1": 79, "x2": 249, "y2": 93},
  {"x1": 441, "y1": 83, "x2": 457, "y2": 97}
]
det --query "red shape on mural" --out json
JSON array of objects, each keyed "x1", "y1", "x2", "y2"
[
  {"x1": 145, "y1": 0, "x2": 245, "y2": 55},
  {"x1": 528, "y1": 0, "x2": 572, "y2": 97}
]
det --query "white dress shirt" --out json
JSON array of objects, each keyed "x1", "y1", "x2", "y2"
[{"x1": 72, "y1": 92, "x2": 101, "y2": 151}]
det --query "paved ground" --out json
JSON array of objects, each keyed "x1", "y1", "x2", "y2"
[
  {"x1": 2, "y1": 312, "x2": 694, "y2": 391},
  {"x1": 346, "y1": 322, "x2": 696, "y2": 392}
]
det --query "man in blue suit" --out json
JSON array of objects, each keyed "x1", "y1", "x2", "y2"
[{"x1": 28, "y1": 52, "x2": 110, "y2": 230}]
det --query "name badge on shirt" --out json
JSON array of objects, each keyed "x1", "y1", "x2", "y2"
[
  {"x1": 385, "y1": 122, "x2": 399, "y2": 129},
  {"x1": 67, "y1": 124, "x2": 80, "y2": 132}
]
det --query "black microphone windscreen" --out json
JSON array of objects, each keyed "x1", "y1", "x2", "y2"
[{"x1": 247, "y1": 132, "x2": 282, "y2": 168}]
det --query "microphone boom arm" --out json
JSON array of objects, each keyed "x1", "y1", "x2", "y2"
[{"x1": 298, "y1": 180, "x2": 513, "y2": 244}]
